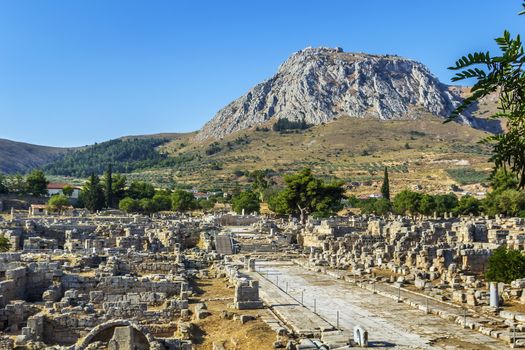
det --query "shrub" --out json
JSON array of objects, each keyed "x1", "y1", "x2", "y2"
[
  {"x1": 446, "y1": 168, "x2": 490, "y2": 185},
  {"x1": 272, "y1": 117, "x2": 310, "y2": 132},
  {"x1": 485, "y1": 247, "x2": 525, "y2": 283},
  {"x1": 119, "y1": 197, "x2": 141, "y2": 213}
]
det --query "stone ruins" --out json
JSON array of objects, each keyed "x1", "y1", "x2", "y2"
[{"x1": 0, "y1": 209, "x2": 525, "y2": 349}]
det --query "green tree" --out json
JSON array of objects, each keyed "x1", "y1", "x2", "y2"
[
  {"x1": 198, "y1": 198, "x2": 215, "y2": 211},
  {"x1": 434, "y1": 193, "x2": 459, "y2": 215},
  {"x1": 139, "y1": 198, "x2": 156, "y2": 215},
  {"x1": 112, "y1": 174, "x2": 127, "y2": 204},
  {"x1": 47, "y1": 194, "x2": 70, "y2": 214},
  {"x1": 0, "y1": 173, "x2": 8, "y2": 194},
  {"x1": 9, "y1": 174, "x2": 27, "y2": 194},
  {"x1": 231, "y1": 190, "x2": 260, "y2": 214},
  {"x1": 495, "y1": 189, "x2": 525, "y2": 216},
  {"x1": 119, "y1": 197, "x2": 141, "y2": 213},
  {"x1": 268, "y1": 168, "x2": 344, "y2": 223},
  {"x1": 360, "y1": 198, "x2": 391, "y2": 215},
  {"x1": 380, "y1": 167, "x2": 390, "y2": 201},
  {"x1": 103, "y1": 164, "x2": 114, "y2": 208},
  {"x1": 491, "y1": 169, "x2": 519, "y2": 192},
  {"x1": 455, "y1": 195, "x2": 482, "y2": 216},
  {"x1": 25, "y1": 169, "x2": 48, "y2": 197},
  {"x1": 248, "y1": 169, "x2": 275, "y2": 200},
  {"x1": 0, "y1": 235, "x2": 11, "y2": 252},
  {"x1": 418, "y1": 194, "x2": 436, "y2": 215},
  {"x1": 171, "y1": 190, "x2": 197, "y2": 212},
  {"x1": 483, "y1": 169, "x2": 521, "y2": 216},
  {"x1": 485, "y1": 246, "x2": 525, "y2": 283},
  {"x1": 267, "y1": 189, "x2": 290, "y2": 214},
  {"x1": 448, "y1": 3, "x2": 525, "y2": 188},
  {"x1": 61, "y1": 185, "x2": 74, "y2": 197},
  {"x1": 151, "y1": 192, "x2": 172, "y2": 212},
  {"x1": 81, "y1": 174, "x2": 105, "y2": 212},
  {"x1": 393, "y1": 189, "x2": 422, "y2": 215},
  {"x1": 42, "y1": 137, "x2": 171, "y2": 177},
  {"x1": 127, "y1": 181, "x2": 155, "y2": 199}
]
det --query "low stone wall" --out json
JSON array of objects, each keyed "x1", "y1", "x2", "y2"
[{"x1": 97, "y1": 276, "x2": 183, "y2": 297}]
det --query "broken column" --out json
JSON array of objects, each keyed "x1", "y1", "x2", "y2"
[
  {"x1": 489, "y1": 282, "x2": 499, "y2": 308},
  {"x1": 245, "y1": 258, "x2": 256, "y2": 272},
  {"x1": 353, "y1": 325, "x2": 369, "y2": 347}
]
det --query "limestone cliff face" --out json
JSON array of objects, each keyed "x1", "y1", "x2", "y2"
[{"x1": 197, "y1": 47, "x2": 480, "y2": 140}]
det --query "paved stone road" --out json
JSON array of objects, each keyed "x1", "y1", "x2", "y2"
[
  {"x1": 254, "y1": 271, "x2": 334, "y2": 335},
  {"x1": 254, "y1": 261, "x2": 509, "y2": 349}
]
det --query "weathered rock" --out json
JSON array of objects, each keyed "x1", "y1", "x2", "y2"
[{"x1": 197, "y1": 47, "x2": 490, "y2": 140}]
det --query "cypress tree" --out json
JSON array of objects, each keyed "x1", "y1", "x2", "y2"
[
  {"x1": 82, "y1": 174, "x2": 105, "y2": 212},
  {"x1": 104, "y1": 164, "x2": 113, "y2": 208},
  {"x1": 381, "y1": 166, "x2": 390, "y2": 201}
]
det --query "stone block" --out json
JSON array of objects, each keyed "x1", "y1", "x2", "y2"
[{"x1": 239, "y1": 315, "x2": 254, "y2": 324}]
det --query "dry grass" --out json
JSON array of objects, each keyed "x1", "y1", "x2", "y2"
[
  {"x1": 430, "y1": 336, "x2": 497, "y2": 350},
  {"x1": 190, "y1": 276, "x2": 284, "y2": 350},
  {"x1": 502, "y1": 301, "x2": 525, "y2": 314},
  {"x1": 152, "y1": 115, "x2": 493, "y2": 194},
  {"x1": 372, "y1": 268, "x2": 398, "y2": 279}
]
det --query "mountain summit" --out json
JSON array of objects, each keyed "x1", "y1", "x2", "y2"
[{"x1": 197, "y1": 47, "x2": 484, "y2": 140}]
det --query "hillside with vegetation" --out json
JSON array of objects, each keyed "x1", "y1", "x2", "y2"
[
  {"x1": 118, "y1": 114, "x2": 493, "y2": 195},
  {"x1": 0, "y1": 138, "x2": 69, "y2": 174},
  {"x1": 0, "y1": 45, "x2": 503, "y2": 196},
  {"x1": 42, "y1": 134, "x2": 192, "y2": 177}
]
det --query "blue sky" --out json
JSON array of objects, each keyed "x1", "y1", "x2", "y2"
[{"x1": 0, "y1": 1, "x2": 523, "y2": 147}]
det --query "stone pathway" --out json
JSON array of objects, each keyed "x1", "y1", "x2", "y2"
[
  {"x1": 254, "y1": 260, "x2": 510, "y2": 349},
  {"x1": 251, "y1": 269, "x2": 333, "y2": 336}
]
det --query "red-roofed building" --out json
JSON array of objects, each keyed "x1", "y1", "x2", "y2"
[{"x1": 47, "y1": 183, "x2": 82, "y2": 199}]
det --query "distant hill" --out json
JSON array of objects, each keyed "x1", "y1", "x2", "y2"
[
  {"x1": 0, "y1": 139, "x2": 69, "y2": 174},
  {"x1": 0, "y1": 47, "x2": 502, "y2": 194},
  {"x1": 198, "y1": 47, "x2": 499, "y2": 140},
  {"x1": 42, "y1": 133, "x2": 192, "y2": 177}
]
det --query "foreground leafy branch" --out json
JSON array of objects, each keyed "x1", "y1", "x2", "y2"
[{"x1": 448, "y1": 2, "x2": 525, "y2": 188}]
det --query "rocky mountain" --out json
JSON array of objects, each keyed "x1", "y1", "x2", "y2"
[
  {"x1": 197, "y1": 47, "x2": 493, "y2": 140},
  {"x1": 0, "y1": 139, "x2": 70, "y2": 174}
]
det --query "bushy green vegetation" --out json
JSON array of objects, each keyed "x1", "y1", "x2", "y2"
[
  {"x1": 485, "y1": 247, "x2": 525, "y2": 283},
  {"x1": 483, "y1": 170, "x2": 525, "y2": 217},
  {"x1": 80, "y1": 174, "x2": 105, "y2": 212},
  {"x1": 127, "y1": 181, "x2": 155, "y2": 199},
  {"x1": 0, "y1": 174, "x2": 7, "y2": 194},
  {"x1": 448, "y1": 3, "x2": 525, "y2": 188},
  {"x1": 117, "y1": 187, "x2": 221, "y2": 215},
  {"x1": 352, "y1": 169, "x2": 525, "y2": 218},
  {"x1": 25, "y1": 170, "x2": 49, "y2": 196},
  {"x1": 446, "y1": 167, "x2": 490, "y2": 185},
  {"x1": 351, "y1": 191, "x2": 467, "y2": 216},
  {"x1": 1, "y1": 170, "x2": 49, "y2": 196},
  {"x1": 455, "y1": 195, "x2": 482, "y2": 216},
  {"x1": 171, "y1": 190, "x2": 198, "y2": 212},
  {"x1": 0, "y1": 235, "x2": 11, "y2": 252},
  {"x1": 118, "y1": 197, "x2": 142, "y2": 213},
  {"x1": 246, "y1": 169, "x2": 276, "y2": 200},
  {"x1": 358, "y1": 197, "x2": 391, "y2": 215},
  {"x1": 380, "y1": 167, "x2": 390, "y2": 200},
  {"x1": 44, "y1": 138, "x2": 172, "y2": 177},
  {"x1": 231, "y1": 190, "x2": 260, "y2": 214},
  {"x1": 272, "y1": 117, "x2": 310, "y2": 132},
  {"x1": 268, "y1": 168, "x2": 345, "y2": 222},
  {"x1": 205, "y1": 142, "x2": 222, "y2": 156},
  {"x1": 47, "y1": 194, "x2": 71, "y2": 213}
]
